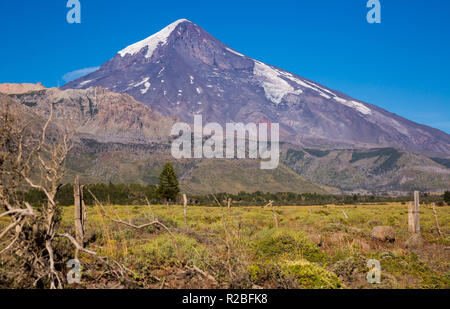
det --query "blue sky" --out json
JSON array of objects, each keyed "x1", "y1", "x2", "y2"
[{"x1": 1, "y1": 0, "x2": 449, "y2": 133}]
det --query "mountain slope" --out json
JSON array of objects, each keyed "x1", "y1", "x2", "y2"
[
  {"x1": 64, "y1": 139, "x2": 449, "y2": 194},
  {"x1": 9, "y1": 87, "x2": 175, "y2": 144},
  {"x1": 281, "y1": 145, "x2": 450, "y2": 193},
  {"x1": 180, "y1": 159, "x2": 329, "y2": 195},
  {"x1": 63, "y1": 19, "x2": 450, "y2": 155},
  {"x1": 65, "y1": 140, "x2": 329, "y2": 194}
]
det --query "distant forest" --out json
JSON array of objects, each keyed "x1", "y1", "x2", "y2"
[{"x1": 21, "y1": 183, "x2": 447, "y2": 207}]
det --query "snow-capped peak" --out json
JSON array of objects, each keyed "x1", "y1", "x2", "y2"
[{"x1": 118, "y1": 19, "x2": 190, "y2": 58}]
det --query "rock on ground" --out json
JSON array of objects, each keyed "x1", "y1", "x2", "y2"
[{"x1": 370, "y1": 226, "x2": 395, "y2": 242}]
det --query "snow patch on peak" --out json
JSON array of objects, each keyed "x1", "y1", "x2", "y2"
[
  {"x1": 225, "y1": 47, "x2": 245, "y2": 57},
  {"x1": 253, "y1": 59, "x2": 372, "y2": 114},
  {"x1": 129, "y1": 77, "x2": 151, "y2": 94},
  {"x1": 141, "y1": 82, "x2": 151, "y2": 94},
  {"x1": 118, "y1": 19, "x2": 188, "y2": 58},
  {"x1": 346, "y1": 100, "x2": 372, "y2": 115},
  {"x1": 132, "y1": 77, "x2": 150, "y2": 87},
  {"x1": 79, "y1": 80, "x2": 93, "y2": 86},
  {"x1": 333, "y1": 97, "x2": 372, "y2": 115},
  {"x1": 253, "y1": 61, "x2": 302, "y2": 104}
]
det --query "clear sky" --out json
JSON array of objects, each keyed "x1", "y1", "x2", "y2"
[{"x1": 1, "y1": 0, "x2": 449, "y2": 133}]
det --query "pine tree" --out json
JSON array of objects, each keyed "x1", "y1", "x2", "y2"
[
  {"x1": 157, "y1": 162, "x2": 180, "y2": 203},
  {"x1": 444, "y1": 191, "x2": 450, "y2": 205}
]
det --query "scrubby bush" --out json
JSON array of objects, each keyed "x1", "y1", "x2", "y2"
[
  {"x1": 250, "y1": 229, "x2": 327, "y2": 263},
  {"x1": 282, "y1": 260, "x2": 343, "y2": 289},
  {"x1": 132, "y1": 234, "x2": 210, "y2": 268}
]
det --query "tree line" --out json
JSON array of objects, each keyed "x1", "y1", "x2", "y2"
[
  {"x1": 19, "y1": 162, "x2": 450, "y2": 207},
  {"x1": 21, "y1": 184, "x2": 449, "y2": 207}
]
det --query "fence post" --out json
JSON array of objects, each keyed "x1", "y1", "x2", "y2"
[
  {"x1": 183, "y1": 194, "x2": 188, "y2": 229},
  {"x1": 432, "y1": 203, "x2": 443, "y2": 238},
  {"x1": 408, "y1": 191, "x2": 420, "y2": 235},
  {"x1": 74, "y1": 176, "x2": 85, "y2": 253},
  {"x1": 408, "y1": 202, "x2": 414, "y2": 233},
  {"x1": 264, "y1": 200, "x2": 278, "y2": 230},
  {"x1": 414, "y1": 191, "x2": 420, "y2": 235}
]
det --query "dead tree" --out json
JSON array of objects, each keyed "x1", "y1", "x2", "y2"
[
  {"x1": 0, "y1": 100, "x2": 133, "y2": 288},
  {"x1": 0, "y1": 102, "x2": 71, "y2": 288}
]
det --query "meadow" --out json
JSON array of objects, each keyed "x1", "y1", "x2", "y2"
[{"x1": 48, "y1": 202, "x2": 450, "y2": 289}]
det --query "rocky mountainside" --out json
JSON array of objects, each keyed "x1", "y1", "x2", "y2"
[
  {"x1": 63, "y1": 19, "x2": 450, "y2": 155},
  {"x1": 0, "y1": 82, "x2": 46, "y2": 94},
  {"x1": 8, "y1": 87, "x2": 175, "y2": 144}
]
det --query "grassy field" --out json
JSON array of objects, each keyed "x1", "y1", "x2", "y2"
[{"x1": 50, "y1": 202, "x2": 449, "y2": 289}]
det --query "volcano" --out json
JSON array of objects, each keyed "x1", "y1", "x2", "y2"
[{"x1": 63, "y1": 19, "x2": 450, "y2": 155}]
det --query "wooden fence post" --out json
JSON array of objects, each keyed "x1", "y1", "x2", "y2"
[
  {"x1": 74, "y1": 176, "x2": 85, "y2": 253},
  {"x1": 414, "y1": 191, "x2": 420, "y2": 235},
  {"x1": 183, "y1": 194, "x2": 188, "y2": 229},
  {"x1": 408, "y1": 191, "x2": 420, "y2": 235},
  {"x1": 432, "y1": 203, "x2": 443, "y2": 238},
  {"x1": 264, "y1": 200, "x2": 278, "y2": 229},
  {"x1": 408, "y1": 202, "x2": 414, "y2": 233}
]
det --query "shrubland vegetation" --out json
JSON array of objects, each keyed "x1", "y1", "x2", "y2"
[{"x1": 19, "y1": 202, "x2": 446, "y2": 289}]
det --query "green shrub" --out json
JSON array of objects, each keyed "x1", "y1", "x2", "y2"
[
  {"x1": 282, "y1": 260, "x2": 343, "y2": 289},
  {"x1": 251, "y1": 229, "x2": 327, "y2": 263},
  {"x1": 133, "y1": 234, "x2": 210, "y2": 267}
]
